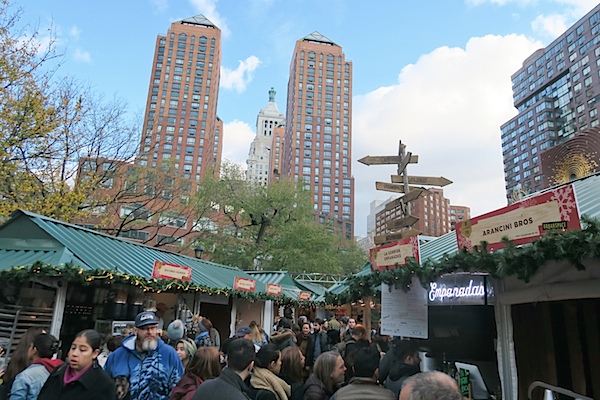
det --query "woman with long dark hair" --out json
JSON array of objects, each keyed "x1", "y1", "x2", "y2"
[
  {"x1": 249, "y1": 343, "x2": 291, "y2": 400},
  {"x1": 279, "y1": 346, "x2": 305, "y2": 400},
  {"x1": 9, "y1": 333, "x2": 63, "y2": 400},
  {"x1": 170, "y1": 346, "x2": 221, "y2": 400},
  {"x1": 0, "y1": 327, "x2": 46, "y2": 399},
  {"x1": 37, "y1": 329, "x2": 115, "y2": 400}
]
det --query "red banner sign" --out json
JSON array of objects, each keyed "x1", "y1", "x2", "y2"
[
  {"x1": 298, "y1": 291, "x2": 312, "y2": 301},
  {"x1": 234, "y1": 277, "x2": 256, "y2": 292},
  {"x1": 152, "y1": 261, "x2": 192, "y2": 281},
  {"x1": 455, "y1": 184, "x2": 580, "y2": 252},
  {"x1": 370, "y1": 236, "x2": 420, "y2": 271},
  {"x1": 266, "y1": 283, "x2": 282, "y2": 296}
]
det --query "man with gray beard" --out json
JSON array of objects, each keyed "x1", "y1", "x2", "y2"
[{"x1": 105, "y1": 311, "x2": 184, "y2": 400}]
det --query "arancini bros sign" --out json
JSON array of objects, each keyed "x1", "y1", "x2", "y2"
[
  {"x1": 152, "y1": 261, "x2": 192, "y2": 281},
  {"x1": 370, "y1": 235, "x2": 420, "y2": 271},
  {"x1": 455, "y1": 184, "x2": 580, "y2": 252}
]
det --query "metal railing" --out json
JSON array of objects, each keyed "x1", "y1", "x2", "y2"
[{"x1": 528, "y1": 381, "x2": 593, "y2": 400}]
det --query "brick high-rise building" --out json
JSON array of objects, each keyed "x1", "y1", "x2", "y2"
[
  {"x1": 500, "y1": 5, "x2": 600, "y2": 202},
  {"x1": 73, "y1": 15, "x2": 223, "y2": 254},
  {"x1": 282, "y1": 32, "x2": 355, "y2": 239},
  {"x1": 449, "y1": 205, "x2": 470, "y2": 231},
  {"x1": 137, "y1": 15, "x2": 222, "y2": 183},
  {"x1": 375, "y1": 189, "x2": 470, "y2": 238},
  {"x1": 247, "y1": 88, "x2": 285, "y2": 185}
]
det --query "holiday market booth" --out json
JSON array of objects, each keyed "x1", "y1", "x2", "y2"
[
  {"x1": 247, "y1": 271, "x2": 323, "y2": 334},
  {"x1": 0, "y1": 209, "x2": 312, "y2": 358},
  {"x1": 328, "y1": 174, "x2": 600, "y2": 400}
]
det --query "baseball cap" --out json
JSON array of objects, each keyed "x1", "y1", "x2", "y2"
[
  {"x1": 135, "y1": 311, "x2": 159, "y2": 328},
  {"x1": 235, "y1": 326, "x2": 251, "y2": 337}
]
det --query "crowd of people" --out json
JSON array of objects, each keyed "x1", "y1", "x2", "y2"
[{"x1": 0, "y1": 311, "x2": 464, "y2": 400}]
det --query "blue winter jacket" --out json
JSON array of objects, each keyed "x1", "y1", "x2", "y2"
[{"x1": 104, "y1": 334, "x2": 183, "y2": 400}]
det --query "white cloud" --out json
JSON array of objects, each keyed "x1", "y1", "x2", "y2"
[
  {"x1": 222, "y1": 120, "x2": 255, "y2": 166},
  {"x1": 352, "y1": 34, "x2": 542, "y2": 236},
  {"x1": 69, "y1": 25, "x2": 81, "y2": 40},
  {"x1": 531, "y1": 14, "x2": 568, "y2": 37},
  {"x1": 188, "y1": 0, "x2": 230, "y2": 37},
  {"x1": 554, "y1": 0, "x2": 600, "y2": 16},
  {"x1": 220, "y1": 56, "x2": 261, "y2": 93},
  {"x1": 466, "y1": 0, "x2": 598, "y2": 38},
  {"x1": 73, "y1": 48, "x2": 92, "y2": 63}
]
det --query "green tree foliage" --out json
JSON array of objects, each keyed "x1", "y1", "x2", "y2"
[
  {"x1": 192, "y1": 162, "x2": 367, "y2": 273},
  {"x1": 0, "y1": 1, "x2": 139, "y2": 221}
]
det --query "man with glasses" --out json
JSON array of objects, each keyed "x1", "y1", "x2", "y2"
[{"x1": 105, "y1": 311, "x2": 184, "y2": 400}]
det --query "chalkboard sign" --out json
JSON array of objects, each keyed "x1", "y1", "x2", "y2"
[{"x1": 459, "y1": 368, "x2": 471, "y2": 398}]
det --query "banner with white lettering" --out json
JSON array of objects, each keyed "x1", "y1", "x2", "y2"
[
  {"x1": 428, "y1": 275, "x2": 494, "y2": 306},
  {"x1": 455, "y1": 184, "x2": 580, "y2": 252},
  {"x1": 381, "y1": 278, "x2": 428, "y2": 339}
]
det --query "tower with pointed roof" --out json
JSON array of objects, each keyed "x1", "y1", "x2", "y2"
[
  {"x1": 282, "y1": 32, "x2": 355, "y2": 239},
  {"x1": 137, "y1": 15, "x2": 222, "y2": 183},
  {"x1": 247, "y1": 88, "x2": 285, "y2": 185}
]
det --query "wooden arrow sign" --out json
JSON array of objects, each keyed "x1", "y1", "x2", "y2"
[
  {"x1": 358, "y1": 154, "x2": 419, "y2": 166},
  {"x1": 403, "y1": 188, "x2": 430, "y2": 203},
  {"x1": 376, "y1": 181, "x2": 405, "y2": 193},
  {"x1": 377, "y1": 182, "x2": 432, "y2": 194},
  {"x1": 386, "y1": 215, "x2": 419, "y2": 230},
  {"x1": 391, "y1": 175, "x2": 452, "y2": 187},
  {"x1": 384, "y1": 196, "x2": 404, "y2": 211},
  {"x1": 383, "y1": 189, "x2": 430, "y2": 211},
  {"x1": 374, "y1": 228, "x2": 422, "y2": 245}
]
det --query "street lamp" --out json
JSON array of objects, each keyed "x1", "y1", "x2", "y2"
[{"x1": 194, "y1": 246, "x2": 204, "y2": 259}]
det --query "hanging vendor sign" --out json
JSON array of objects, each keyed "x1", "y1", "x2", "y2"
[
  {"x1": 152, "y1": 261, "x2": 192, "y2": 281},
  {"x1": 266, "y1": 283, "x2": 282, "y2": 296},
  {"x1": 455, "y1": 184, "x2": 580, "y2": 252},
  {"x1": 298, "y1": 291, "x2": 312, "y2": 301},
  {"x1": 428, "y1": 274, "x2": 494, "y2": 306},
  {"x1": 234, "y1": 277, "x2": 256, "y2": 292},
  {"x1": 370, "y1": 236, "x2": 420, "y2": 271}
]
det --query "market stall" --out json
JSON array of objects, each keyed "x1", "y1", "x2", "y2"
[{"x1": 0, "y1": 209, "x2": 271, "y2": 354}]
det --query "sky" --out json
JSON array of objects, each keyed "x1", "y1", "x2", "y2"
[{"x1": 14, "y1": 0, "x2": 599, "y2": 236}]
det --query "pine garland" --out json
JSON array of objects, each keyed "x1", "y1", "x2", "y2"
[
  {"x1": 324, "y1": 215, "x2": 600, "y2": 305},
  {"x1": 0, "y1": 261, "x2": 322, "y2": 307}
]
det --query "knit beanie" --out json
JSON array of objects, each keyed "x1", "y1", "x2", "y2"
[
  {"x1": 167, "y1": 319, "x2": 185, "y2": 341},
  {"x1": 194, "y1": 319, "x2": 208, "y2": 333},
  {"x1": 178, "y1": 338, "x2": 197, "y2": 360}
]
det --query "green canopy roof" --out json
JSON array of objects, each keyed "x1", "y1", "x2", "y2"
[
  {"x1": 0, "y1": 210, "x2": 265, "y2": 293},
  {"x1": 247, "y1": 271, "x2": 316, "y2": 301}
]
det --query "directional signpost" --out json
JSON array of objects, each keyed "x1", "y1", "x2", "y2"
[{"x1": 360, "y1": 140, "x2": 453, "y2": 246}]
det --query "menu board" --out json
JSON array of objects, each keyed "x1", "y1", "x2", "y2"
[{"x1": 380, "y1": 278, "x2": 428, "y2": 339}]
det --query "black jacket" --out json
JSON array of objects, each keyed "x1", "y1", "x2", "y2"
[
  {"x1": 304, "y1": 331, "x2": 329, "y2": 367},
  {"x1": 384, "y1": 363, "x2": 420, "y2": 400},
  {"x1": 192, "y1": 367, "x2": 251, "y2": 400},
  {"x1": 37, "y1": 363, "x2": 116, "y2": 400}
]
